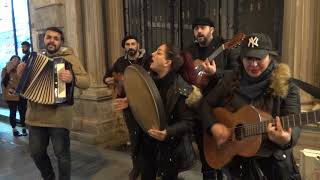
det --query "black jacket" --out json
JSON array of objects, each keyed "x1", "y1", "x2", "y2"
[
  {"x1": 200, "y1": 63, "x2": 301, "y2": 180},
  {"x1": 103, "y1": 49, "x2": 150, "y2": 81},
  {"x1": 22, "y1": 52, "x2": 30, "y2": 63},
  {"x1": 104, "y1": 49, "x2": 150, "y2": 162},
  {"x1": 138, "y1": 72, "x2": 196, "y2": 176}
]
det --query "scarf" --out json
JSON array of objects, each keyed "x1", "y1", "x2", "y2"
[{"x1": 238, "y1": 62, "x2": 275, "y2": 100}]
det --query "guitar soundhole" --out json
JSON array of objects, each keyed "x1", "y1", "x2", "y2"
[{"x1": 235, "y1": 124, "x2": 244, "y2": 141}]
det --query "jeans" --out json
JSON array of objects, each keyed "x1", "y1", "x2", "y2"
[
  {"x1": 29, "y1": 126, "x2": 71, "y2": 180},
  {"x1": 7, "y1": 98, "x2": 27, "y2": 128}
]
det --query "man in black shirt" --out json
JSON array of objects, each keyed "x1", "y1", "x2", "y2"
[
  {"x1": 21, "y1": 41, "x2": 31, "y2": 62},
  {"x1": 103, "y1": 35, "x2": 150, "y2": 180}
]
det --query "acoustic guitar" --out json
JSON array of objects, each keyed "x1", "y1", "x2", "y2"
[
  {"x1": 204, "y1": 105, "x2": 320, "y2": 169},
  {"x1": 192, "y1": 32, "x2": 245, "y2": 88}
]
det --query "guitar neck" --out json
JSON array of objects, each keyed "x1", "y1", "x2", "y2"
[
  {"x1": 242, "y1": 110, "x2": 320, "y2": 137},
  {"x1": 207, "y1": 45, "x2": 224, "y2": 62}
]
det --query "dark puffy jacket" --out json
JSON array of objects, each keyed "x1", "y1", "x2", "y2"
[
  {"x1": 200, "y1": 63, "x2": 301, "y2": 180},
  {"x1": 137, "y1": 72, "x2": 196, "y2": 176}
]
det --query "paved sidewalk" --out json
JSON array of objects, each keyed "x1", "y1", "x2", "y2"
[{"x1": 0, "y1": 119, "x2": 202, "y2": 180}]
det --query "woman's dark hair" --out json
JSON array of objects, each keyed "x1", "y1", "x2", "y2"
[
  {"x1": 162, "y1": 43, "x2": 184, "y2": 72},
  {"x1": 9, "y1": 55, "x2": 21, "y2": 61}
]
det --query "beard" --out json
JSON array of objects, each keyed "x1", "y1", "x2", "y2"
[
  {"x1": 22, "y1": 49, "x2": 29, "y2": 54},
  {"x1": 196, "y1": 34, "x2": 210, "y2": 45},
  {"x1": 45, "y1": 43, "x2": 60, "y2": 54},
  {"x1": 127, "y1": 49, "x2": 138, "y2": 56}
]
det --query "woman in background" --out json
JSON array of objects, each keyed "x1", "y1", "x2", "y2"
[{"x1": 1, "y1": 55, "x2": 28, "y2": 136}]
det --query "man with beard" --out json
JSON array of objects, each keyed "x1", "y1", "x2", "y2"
[
  {"x1": 21, "y1": 41, "x2": 31, "y2": 62},
  {"x1": 183, "y1": 17, "x2": 240, "y2": 180},
  {"x1": 17, "y1": 27, "x2": 90, "y2": 180},
  {"x1": 103, "y1": 35, "x2": 150, "y2": 180},
  {"x1": 18, "y1": 41, "x2": 31, "y2": 134}
]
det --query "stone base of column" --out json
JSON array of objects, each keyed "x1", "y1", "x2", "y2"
[
  {"x1": 78, "y1": 87, "x2": 113, "y2": 100},
  {"x1": 71, "y1": 88, "x2": 128, "y2": 145}
]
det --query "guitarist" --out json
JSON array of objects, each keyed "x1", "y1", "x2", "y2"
[
  {"x1": 183, "y1": 17, "x2": 240, "y2": 180},
  {"x1": 200, "y1": 33, "x2": 301, "y2": 179},
  {"x1": 103, "y1": 35, "x2": 150, "y2": 180}
]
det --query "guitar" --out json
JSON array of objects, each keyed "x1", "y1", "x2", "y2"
[
  {"x1": 192, "y1": 32, "x2": 245, "y2": 88},
  {"x1": 203, "y1": 105, "x2": 320, "y2": 169}
]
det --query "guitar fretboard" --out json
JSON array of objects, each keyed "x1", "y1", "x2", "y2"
[
  {"x1": 208, "y1": 45, "x2": 224, "y2": 62},
  {"x1": 240, "y1": 110, "x2": 320, "y2": 137}
]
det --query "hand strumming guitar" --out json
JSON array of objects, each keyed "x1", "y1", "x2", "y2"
[
  {"x1": 267, "y1": 116, "x2": 292, "y2": 145},
  {"x1": 210, "y1": 123, "x2": 231, "y2": 146}
]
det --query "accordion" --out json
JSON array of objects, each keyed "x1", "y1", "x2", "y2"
[{"x1": 16, "y1": 52, "x2": 74, "y2": 105}]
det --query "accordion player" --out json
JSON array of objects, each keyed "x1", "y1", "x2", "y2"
[{"x1": 16, "y1": 52, "x2": 74, "y2": 105}]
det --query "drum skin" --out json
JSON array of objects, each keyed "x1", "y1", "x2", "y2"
[{"x1": 123, "y1": 65, "x2": 166, "y2": 132}]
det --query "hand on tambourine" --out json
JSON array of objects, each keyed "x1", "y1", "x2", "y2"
[
  {"x1": 17, "y1": 62, "x2": 26, "y2": 77},
  {"x1": 210, "y1": 123, "x2": 231, "y2": 146},
  {"x1": 267, "y1": 116, "x2": 292, "y2": 145},
  {"x1": 104, "y1": 77, "x2": 114, "y2": 86},
  {"x1": 148, "y1": 129, "x2": 167, "y2": 141},
  {"x1": 202, "y1": 59, "x2": 216, "y2": 75},
  {"x1": 59, "y1": 70, "x2": 73, "y2": 83},
  {"x1": 113, "y1": 97, "x2": 128, "y2": 111}
]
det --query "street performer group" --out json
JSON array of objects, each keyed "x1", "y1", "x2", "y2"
[
  {"x1": 15, "y1": 17, "x2": 305, "y2": 180},
  {"x1": 103, "y1": 17, "x2": 303, "y2": 180}
]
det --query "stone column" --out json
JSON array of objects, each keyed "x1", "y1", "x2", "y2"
[
  {"x1": 282, "y1": 0, "x2": 320, "y2": 108},
  {"x1": 70, "y1": 0, "x2": 128, "y2": 145},
  {"x1": 64, "y1": 0, "x2": 84, "y2": 63},
  {"x1": 105, "y1": 0, "x2": 125, "y2": 65},
  {"x1": 80, "y1": 0, "x2": 111, "y2": 99},
  {"x1": 29, "y1": 0, "x2": 65, "y2": 51}
]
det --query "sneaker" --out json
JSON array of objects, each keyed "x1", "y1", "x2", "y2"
[
  {"x1": 22, "y1": 128, "x2": 28, "y2": 136},
  {"x1": 13, "y1": 130, "x2": 22, "y2": 137}
]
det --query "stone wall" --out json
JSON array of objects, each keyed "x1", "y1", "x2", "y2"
[{"x1": 282, "y1": 0, "x2": 320, "y2": 105}]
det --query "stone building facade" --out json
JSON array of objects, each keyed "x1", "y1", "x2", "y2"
[{"x1": 27, "y1": 0, "x2": 320, "y2": 146}]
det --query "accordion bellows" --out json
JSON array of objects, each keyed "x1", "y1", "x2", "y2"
[{"x1": 16, "y1": 52, "x2": 73, "y2": 105}]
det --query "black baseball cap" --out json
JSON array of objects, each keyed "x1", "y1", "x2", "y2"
[
  {"x1": 241, "y1": 33, "x2": 278, "y2": 59},
  {"x1": 192, "y1": 17, "x2": 215, "y2": 29}
]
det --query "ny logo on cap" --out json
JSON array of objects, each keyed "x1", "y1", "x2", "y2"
[{"x1": 248, "y1": 37, "x2": 259, "y2": 48}]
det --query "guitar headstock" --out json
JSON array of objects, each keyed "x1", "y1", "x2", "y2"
[{"x1": 223, "y1": 32, "x2": 246, "y2": 49}]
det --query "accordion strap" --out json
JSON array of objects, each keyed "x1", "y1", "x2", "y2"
[{"x1": 65, "y1": 61, "x2": 75, "y2": 105}]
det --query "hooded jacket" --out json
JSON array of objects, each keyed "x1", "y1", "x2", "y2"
[{"x1": 26, "y1": 47, "x2": 90, "y2": 129}]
